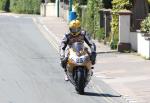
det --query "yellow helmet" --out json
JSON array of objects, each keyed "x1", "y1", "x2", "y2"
[{"x1": 69, "y1": 20, "x2": 81, "y2": 36}]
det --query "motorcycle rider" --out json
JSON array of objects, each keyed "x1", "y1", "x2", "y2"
[{"x1": 60, "y1": 20, "x2": 96, "y2": 81}]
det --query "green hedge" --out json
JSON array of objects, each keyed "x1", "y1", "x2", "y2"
[
  {"x1": 9, "y1": 0, "x2": 40, "y2": 14},
  {"x1": 0, "y1": 0, "x2": 40, "y2": 14},
  {"x1": 76, "y1": 0, "x2": 103, "y2": 40},
  {"x1": 0, "y1": 0, "x2": 9, "y2": 11},
  {"x1": 141, "y1": 15, "x2": 150, "y2": 33}
]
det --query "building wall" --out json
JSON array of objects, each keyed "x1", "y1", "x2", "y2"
[{"x1": 59, "y1": 1, "x2": 69, "y2": 21}]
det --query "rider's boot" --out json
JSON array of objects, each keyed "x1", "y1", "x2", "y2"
[{"x1": 64, "y1": 73, "x2": 69, "y2": 81}]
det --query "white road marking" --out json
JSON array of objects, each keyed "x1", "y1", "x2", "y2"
[
  {"x1": 32, "y1": 17, "x2": 59, "y2": 52},
  {"x1": 42, "y1": 25, "x2": 59, "y2": 52},
  {"x1": 43, "y1": 25, "x2": 59, "y2": 43}
]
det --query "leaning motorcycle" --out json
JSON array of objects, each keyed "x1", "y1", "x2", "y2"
[{"x1": 66, "y1": 42, "x2": 93, "y2": 94}]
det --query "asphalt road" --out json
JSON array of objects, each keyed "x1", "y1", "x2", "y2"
[{"x1": 0, "y1": 14, "x2": 126, "y2": 103}]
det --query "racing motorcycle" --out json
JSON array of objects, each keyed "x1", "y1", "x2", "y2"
[{"x1": 66, "y1": 42, "x2": 93, "y2": 94}]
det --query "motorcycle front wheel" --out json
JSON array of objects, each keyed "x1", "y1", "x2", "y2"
[{"x1": 75, "y1": 67, "x2": 86, "y2": 95}]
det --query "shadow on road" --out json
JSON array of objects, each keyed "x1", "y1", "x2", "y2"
[{"x1": 84, "y1": 92, "x2": 121, "y2": 97}]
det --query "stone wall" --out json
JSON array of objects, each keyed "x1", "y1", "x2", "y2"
[
  {"x1": 137, "y1": 31, "x2": 150, "y2": 59},
  {"x1": 118, "y1": 10, "x2": 150, "y2": 59},
  {"x1": 40, "y1": 3, "x2": 56, "y2": 17}
]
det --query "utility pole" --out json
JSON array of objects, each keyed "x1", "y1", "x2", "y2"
[{"x1": 56, "y1": 0, "x2": 59, "y2": 17}]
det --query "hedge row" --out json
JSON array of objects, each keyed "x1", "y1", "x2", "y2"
[
  {"x1": 0, "y1": 0, "x2": 40, "y2": 14},
  {"x1": 76, "y1": 0, "x2": 104, "y2": 41},
  {"x1": 0, "y1": 0, "x2": 9, "y2": 11}
]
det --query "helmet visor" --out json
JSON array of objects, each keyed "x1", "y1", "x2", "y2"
[{"x1": 70, "y1": 27, "x2": 81, "y2": 33}]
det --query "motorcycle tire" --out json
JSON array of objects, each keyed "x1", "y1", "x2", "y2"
[{"x1": 75, "y1": 67, "x2": 86, "y2": 95}]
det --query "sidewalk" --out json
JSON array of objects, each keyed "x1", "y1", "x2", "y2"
[{"x1": 36, "y1": 16, "x2": 150, "y2": 103}]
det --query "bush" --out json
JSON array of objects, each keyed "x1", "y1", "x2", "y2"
[
  {"x1": 86, "y1": 0, "x2": 94, "y2": 35},
  {"x1": 0, "y1": 0, "x2": 9, "y2": 11},
  {"x1": 0, "y1": 0, "x2": 6, "y2": 10},
  {"x1": 75, "y1": 0, "x2": 107, "y2": 42},
  {"x1": 96, "y1": 28, "x2": 105, "y2": 41},
  {"x1": 81, "y1": 0, "x2": 103, "y2": 38},
  {"x1": 141, "y1": 15, "x2": 150, "y2": 33},
  {"x1": 10, "y1": 0, "x2": 40, "y2": 14},
  {"x1": 148, "y1": 0, "x2": 150, "y2": 4}
]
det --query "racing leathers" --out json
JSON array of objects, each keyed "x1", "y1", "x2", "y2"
[{"x1": 60, "y1": 30, "x2": 96, "y2": 69}]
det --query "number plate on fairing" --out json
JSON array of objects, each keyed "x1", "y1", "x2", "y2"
[{"x1": 76, "y1": 58, "x2": 84, "y2": 63}]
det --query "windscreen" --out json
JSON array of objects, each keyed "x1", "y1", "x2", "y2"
[{"x1": 71, "y1": 42, "x2": 84, "y2": 53}]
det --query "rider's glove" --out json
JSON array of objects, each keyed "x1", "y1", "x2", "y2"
[
  {"x1": 60, "y1": 54, "x2": 65, "y2": 61},
  {"x1": 60, "y1": 50, "x2": 66, "y2": 68},
  {"x1": 60, "y1": 51, "x2": 68, "y2": 69},
  {"x1": 90, "y1": 52, "x2": 96, "y2": 65},
  {"x1": 60, "y1": 57, "x2": 68, "y2": 69},
  {"x1": 60, "y1": 50, "x2": 65, "y2": 60}
]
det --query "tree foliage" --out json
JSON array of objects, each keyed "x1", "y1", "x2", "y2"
[{"x1": 141, "y1": 15, "x2": 150, "y2": 33}]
